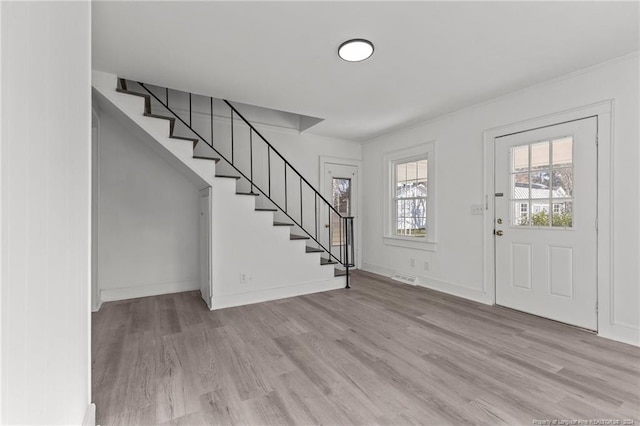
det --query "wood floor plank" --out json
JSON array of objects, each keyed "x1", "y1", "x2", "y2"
[
  {"x1": 212, "y1": 326, "x2": 273, "y2": 401},
  {"x1": 270, "y1": 370, "x2": 354, "y2": 425},
  {"x1": 199, "y1": 388, "x2": 247, "y2": 426},
  {"x1": 93, "y1": 272, "x2": 640, "y2": 425},
  {"x1": 154, "y1": 333, "x2": 200, "y2": 423},
  {"x1": 240, "y1": 391, "x2": 296, "y2": 426}
]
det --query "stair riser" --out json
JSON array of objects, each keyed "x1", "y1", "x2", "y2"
[{"x1": 165, "y1": 138, "x2": 194, "y2": 159}]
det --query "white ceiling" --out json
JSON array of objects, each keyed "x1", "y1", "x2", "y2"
[{"x1": 92, "y1": 1, "x2": 639, "y2": 141}]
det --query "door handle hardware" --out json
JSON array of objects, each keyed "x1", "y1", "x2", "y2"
[
  {"x1": 496, "y1": 230, "x2": 504, "y2": 236},
  {"x1": 325, "y1": 224, "x2": 330, "y2": 228}
]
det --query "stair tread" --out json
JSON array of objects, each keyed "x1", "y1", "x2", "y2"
[
  {"x1": 216, "y1": 175, "x2": 241, "y2": 180},
  {"x1": 256, "y1": 208, "x2": 277, "y2": 212},
  {"x1": 320, "y1": 257, "x2": 337, "y2": 265},
  {"x1": 305, "y1": 246, "x2": 324, "y2": 253},
  {"x1": 170, "y1": 135, "x2": 199, "y2": 142},
  {"x1": 144, "y1": 112, "x2": 175, "y2": 122},
  {"x1": 290, "y1": 234, "x2": 310, "y2": 240},
  {"x1": 116, "y1": 88, "x2": 149, "y2": 99},
  {"x1": 192, "y1": 155, "x2": 221, "y2": 163},
  {"x1": 236, "y1": 192, "x2": 260, "y2": 196},
  {"x1": 273, "y1": 222, "x2": 294, "y2": 226}
]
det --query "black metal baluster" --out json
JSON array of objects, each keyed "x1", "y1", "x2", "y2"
[
  {"x1": 340, "y1": 216, "x2": 345, "y2": 266},
  {"x1": 249, "y1": 130, "x2": 254, "y2": 193},
  {"x1": 189, "y1": 93, "x2": 192, "y2": 127},
  {"x1": 300, "y1": 178, "x2": 303, "y2": 228},
  {"x1": 345, "y1": 217, "x2": 351, "y2": 289},
  {"x1": 284, "y1": 164, "x2": 288, "y2": 213},
  {"x1": 267, "y1": 146, "x2": 271, "y2": 197},
  {"x1": 350, "y1": 217, "x2": 355, "y2": 265},
  {"x1": 328, "y1": 205, "x2": 331, "y2": 260},
  {"x1": 230, "y1": 109, "x2": 234, "y2": 164},
  {"x1": 210, "y1": 97, "x2": 213, "y2": 145},
  {"x1": 314, "y1": 194, "x2": 318, "y2": 240},
  {"x1": 341, "y1": 215, "x2": 344, "y2": 264},
  {"x1": 166, "y1": 88, "x2": 169, "y2": 107}
]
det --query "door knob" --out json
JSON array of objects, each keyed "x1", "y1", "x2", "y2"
[
  {"x1": 496, "y1": 230, "x2": 504, "y2": 236},
  {"x1": 497, "y1": 218, "x2": 503, "y2": 224}
]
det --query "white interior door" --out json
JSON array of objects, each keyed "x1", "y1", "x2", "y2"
[
  {"x1": 495, "y1": 117, "x2": 597, "y2": 330},
  {"x1": 199, "y1": 187, "x2": 212, "y2": 309},
  {"x1": 322, "y1": 162, "x2": 358, "y2": 266}
]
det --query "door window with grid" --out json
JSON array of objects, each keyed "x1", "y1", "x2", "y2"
[{"x1": 510, "y1": 137, "x2": 574, "y2": 228}]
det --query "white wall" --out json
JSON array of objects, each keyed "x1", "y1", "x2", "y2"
[
  {"x1": 96, "y1": 108, "x2": 201, "y2": 302},
  {"x1": 1, "y1": 2, "x2": 93, "y2": 424},
  {"x1": 361, "y1": 53, "x2": 639, "y2": 346}
]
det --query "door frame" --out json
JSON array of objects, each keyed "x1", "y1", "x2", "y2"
[
  {"x1": 483, "y1": 100, "x2": 612, "y2": 334},
  {"x1": 319, "y1": 156, "x2": 362, "y2": 269},
  {"x1": 199, "y1": 187, "x2": 213, "y2": 309}
]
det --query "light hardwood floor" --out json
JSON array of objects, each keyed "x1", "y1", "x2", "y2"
[{"x1": 92, "y1": 270, "x2": 640, "y2": 425}]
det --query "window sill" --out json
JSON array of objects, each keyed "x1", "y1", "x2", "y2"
[{"x1": 383, "y1": 236, "x2": 438, "y2": 252}]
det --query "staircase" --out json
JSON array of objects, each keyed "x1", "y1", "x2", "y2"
[{"x1": 92, "y1": 71, "x2": 354, "y2": 309}]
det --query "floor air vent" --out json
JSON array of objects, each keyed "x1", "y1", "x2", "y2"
[{"x1": 391, "y1": 272, "x2": 417, "y2": 285}]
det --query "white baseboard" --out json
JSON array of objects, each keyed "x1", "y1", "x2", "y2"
[
  {"x1": 82, "y1": 403, "x2": 96, "y2": 426},
  {"x1": 100, "y1": 279, "x2": 199, "y2": 302},
  {"x1": 599, "y1": 321, "x2": 640, "y2": 347},
  {"x1": 361, "y1": 262, "x2": 491, "y2": 305},
  {"x1": 210, "y1": 277, "x2": 346, "y2": 310},
  {"x1": 360, "y1": 262, "x2": 395, "y2": 278}
]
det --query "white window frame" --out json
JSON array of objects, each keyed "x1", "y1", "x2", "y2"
[{"x1": 383, "y1": 141, "x2": 437, "y2": 251}]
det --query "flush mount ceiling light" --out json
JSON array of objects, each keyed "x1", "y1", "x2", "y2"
[{"x1": 338, "y1": 39, "x2": 374, "y2": 62}]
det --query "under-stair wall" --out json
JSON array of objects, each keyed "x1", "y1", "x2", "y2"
[
  {"x1": 95, "y1": 107, "x2": 202, "y2": 302},
  {"x1": 93, "y1": 71, "x2": 359, "y2": 308}
]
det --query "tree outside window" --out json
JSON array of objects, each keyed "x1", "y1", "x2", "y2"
[{"x1": 394, "y1": 159, "x2": 427, "y2": 237}]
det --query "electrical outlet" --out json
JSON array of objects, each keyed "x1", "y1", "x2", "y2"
[
  {"x1": 410, "y1": 258, "x2": 415, "y2": 268},
  {"x1": 239, "y1": 272, "x2": 248, "y2": 284},
  {"x1": 424, "y1": 261, "x2": 430, "y2": 271}
]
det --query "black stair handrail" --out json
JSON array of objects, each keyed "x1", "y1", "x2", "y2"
[
  {"x1": 223, "y1": 101, "x2": 339, "y2": 215},
  {"x1": 128, "y1": 80, "x2": 355, "y2": 282},
  {"x1": 223, "y1": 100, "x2": 342, "y2": 219}
]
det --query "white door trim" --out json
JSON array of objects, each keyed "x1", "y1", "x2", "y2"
[
  {"x1": 483, "y1": 100, "x2": 613, "y2": 337},
  {"x1": 319, "y1": 156, "x2": 362, "y2": 269},
  {"x1": 199, "y1": 187, "x2": 213, "y2": 309},
  {"x1": 91, "y1": 108, "x2": 102, "y2": 313}
]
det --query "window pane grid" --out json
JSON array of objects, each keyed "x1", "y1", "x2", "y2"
[
  {"x1": 509, "y1": 137, "x2": 574, "y2": 228},
  {"x1": 394, "y1": 158, "x2": 427, "y2": 238}
]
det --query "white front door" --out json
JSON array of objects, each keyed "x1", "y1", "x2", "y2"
[
  {"x1": 322, "y1": 162, "x2": 358, "y2": 266},
  {"x1": 495, "y1": 117, "x2": 598, "y2": 330}
]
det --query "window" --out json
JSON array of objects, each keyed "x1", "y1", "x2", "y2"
[
  {"x1": 383, "y1": 142, "x2": 436, "y2": 251},
  {"x1": 509, "y1": 137, "x2": 573, "y2": 228},
  {"x1": 394, "y1": 159, "x2": 427, "y2": 237},
  {"x1": 331, "y1": 177, "x2": 351, "y2": 245}
]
